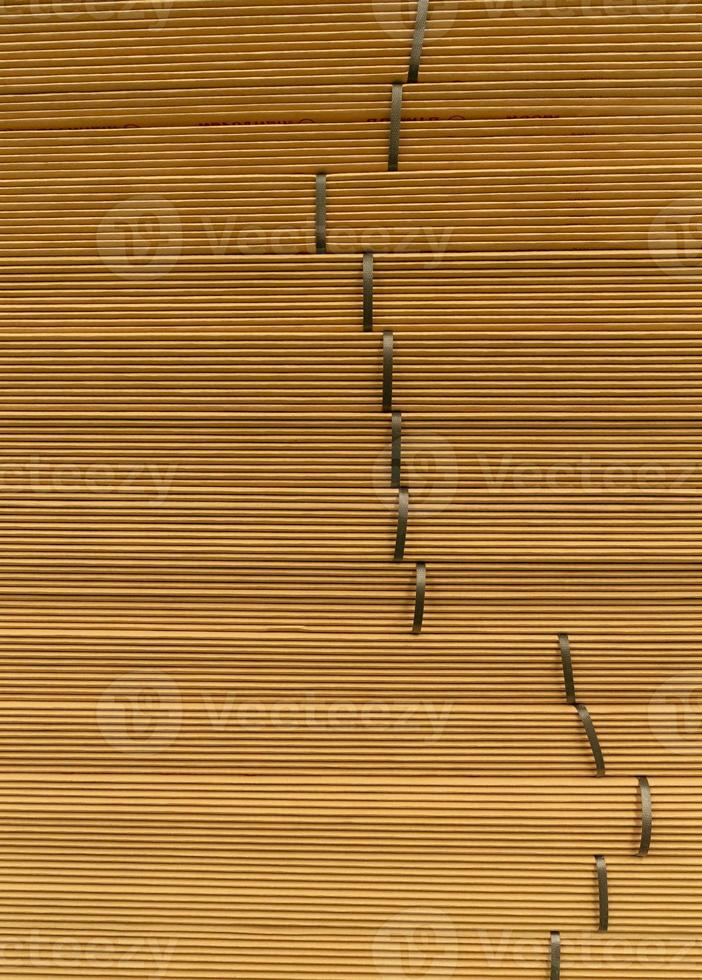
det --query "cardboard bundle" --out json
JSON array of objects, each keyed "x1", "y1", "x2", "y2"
[
  {"x1": 5, "y1": 85, "x2": 702, "y2": 175},
  {"x1": 2, "y1": 253, "x2": 701, "y2": 332},
  {"x1": 0, "y1": 776, "x2": 695, "y2": 977},
  {"x1": 0, "y1": 628, "x2": 694, "y2": 702},
  {"x1": 1, "y1": 0, "x2": 700, "y2": 93},
  {"x1": 0, "y1": 332, "x2": 698, "y2": 412},
  {"x1": 3, "y1": 171, "x2": 702, "y2": 257},
  {"x1": 0, "y1": 561, "x2": 696, "y2": 631}
]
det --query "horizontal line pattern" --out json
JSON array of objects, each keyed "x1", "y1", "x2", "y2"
[
  {"x1": 2, "y1": 0, "x2": 702, "y2": 94},
  {"x1": 0, "y1": 172, "x2": 700, "y2": 256},
  {"x1": 1, "y1": 253, "x2": 700, "y2": 330},
  {"x1": 2, "y1": 0, "x2": 700, "y2": 975}
]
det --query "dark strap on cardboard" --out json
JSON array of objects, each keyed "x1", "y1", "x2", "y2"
[
  {"x1": 391, "y1": 411, "x2": 402, "y2": 489},
  {"x1": 388, "y1": 81, "x2": 403, "y2": 171},
  {"x1": 412, "y1": 560, "x2": 426, "y2": 634},
  {"x1": 595, "y1": 855, "x2": 609, "y2": 932},
  {"x1": 363, "y1": 251, "x2": 374, "y2": 332},
  {"x1": 408, "y1": 0, "x2": 429, "y2": 83},
  {"x1": 637, "y1": 775, "x2": 652, "y2": 856},
  {"x1": 574, "y1": 702, "x2": 606, "y2": 777},
  {"x1": 550, "y1": 932, "x2": 560, "y2": 980},
  {"x1": 394, "y1": 486, "x2": 409, "y2": 561},
  {"x1": 382, "y1": 330, "x2": 394, "y2": 412},
  {"x1": 558, "y1": 632, "x2": 576, "y2": 705},
  {"x1": 315, "y1": 172, "x2": 327, "y2": 254}
]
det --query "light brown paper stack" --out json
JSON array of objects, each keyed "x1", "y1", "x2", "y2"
[{"x1": 0, "y1": 0, "x2": 700, "y2": 976}]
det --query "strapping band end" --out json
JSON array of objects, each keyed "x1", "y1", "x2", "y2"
[
  {"x1": 574, "y1": 702, "x2": 606, "y2": 778},
  {"x1": 407, "y1": 0, "x2": 429, "y2": 82},
  {"x1": 550, "y1": 931, "x2": 560, "y2": 980},
  {"x1": 315, "y1": 171, "x2": 327, "y2": 254},
  {"x1": 558, "y1": 631, "x2": 576, "y2": 705},
  {"x1": 388, "y1": 81, "x2": 403, "y2": 171},
  {"x1": 362, "y1": 251, "x2": 374, "y2": 332},
  {"x1": 595, "y1": 855, "x2": 609, "y2": 932},
  {"x1": 382, "y1": 330, "x2": 394, "y2": 412},
  {"x1": 637, "y1": 775, "x2": 652, "y2": 856},
  {"x1": 394, "y1": 486, "x2": 409, "y2": 562},
  {"x1": 412, "y1": 560, "x2": 426, "y2": 634},
  {"x1": 391, "y1": 410, "x2": 402, "y2": 489}
]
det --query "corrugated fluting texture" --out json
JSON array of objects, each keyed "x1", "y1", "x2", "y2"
[{"x1": 1, "y1": 0, "x2": 701, "y2": 977}]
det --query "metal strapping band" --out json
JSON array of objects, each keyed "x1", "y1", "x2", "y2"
[
  {"x1": 558, "y1": 632, "x2": 576, "y2": 705},
  {"x1": 408, "y1": 0, "x2": 429, "y2": 83},
  {"x1": 550, "y1": 932, "x2": 561, "y2": 980},
  {"x1": 382, "y1": 330, "x2": 394, "y2": 412},
  {"x1": 388, "y1": 81, "x2": 403, "y2": 170},
  {"x1": 391, "y1": 411, "x2": 402, "y2": 489},
  {"x1": 363, "y1": 251, "x2": 374, "y2": 332},
  {"x1": 394, "y1": 486, "x2": 409, "y2": 561},
  {"x1": 574, "y1": 702, "x2": 606, "y2": 777},
  {"x1": 315, "y1": 172, "x2": 327, "y2": 254},
  {"x1": 637, "y1": 775, "x2": 652, "y2": 856},
  {"x1": 412, "y1": 561, "x2": 426, "y2": 634},
  {"x1": 595, "y1": 855, "x2": 609, "y2": 932}
]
